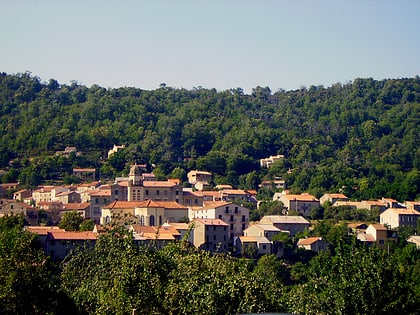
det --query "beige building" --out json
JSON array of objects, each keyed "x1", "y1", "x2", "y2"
[
  {"x1": 274, "y1": 193, "x2": 319, "y2": 216},
  {"x1": 187, "y1": 170, "x2": 212, "y2": 185},
  {"x1": 110, "y1": 165, "x2": 183, "y2": 204},
  {"x1": 190, "y1": 201, "x2": 249, "y2": 242},
  {"x1": 192, "y1": 218, "x2": 228, "y2": 252},
  {"x1": 244, "y1": 224, "x2": 282, "y2": 240},
  {"x1": 182, "y1": 190, "x2": 204, "y2": 207},
  {"x1": 259, "y1": 215, "x2": 310, "y2": 236},
  {"x1": 237, "y1": 236, "x2": 272, "y2": 257},
  {"x1": 0, "y1": 200, "x2": 38, "y2": 226},
  {"x1": 54, "y1": 191, "x2": 81, "y2": 204},
  {"x1": 319, "y1": 193, "x2": 349, "y2": 205},
  {"x1": 297, "y1": 237, "x2": 328, "y2": 253},
  {"x1": 260, "y1": 154, "x2": 284, "y2": 168},
  {"x1": 357, "y1": 224, "x2": 397, "y2": 250},
  {"x1": 100, "y1": 200, "x2": 188, "y2": 226},
  {"x1": 380, "y1": 208, "x2": 420, "y2": 229},
  {"x1": 89, "y1": 187, "x2": 112, "y2": 223}
]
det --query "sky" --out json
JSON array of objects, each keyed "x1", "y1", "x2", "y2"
[{"x1": 1, "y1": 0, "x2": 419, "y2": 94}]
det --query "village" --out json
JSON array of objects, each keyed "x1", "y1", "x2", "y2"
[{"x1": 1, "y1": 149, "x2": 419, "y2": 261}]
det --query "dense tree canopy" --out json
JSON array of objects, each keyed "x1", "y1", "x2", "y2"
[{"x1": 0, "y1": 72, "x2": 419, "y2": 202}]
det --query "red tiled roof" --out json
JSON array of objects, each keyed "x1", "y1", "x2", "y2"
[
  {"x1": 142, "y1": 181, "x2": 177, "y2": 187},
  {"x1": 194, "y1": 218, "x2": 228, "y2": 226},
  {"x1": 281, "y1": 194, "x2": 318, "y2": 201},
  {"x1": 297, "y1": 237, "x2": 322, "y2": 245},
  {"x1": 63, "y1": 203, "x2": 90, "y2": 210},
  {"x1": 48, "y1": 231, "x2": 97, "y2": 240}
]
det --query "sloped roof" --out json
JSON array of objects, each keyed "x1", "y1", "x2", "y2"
[
  {"x1": 194, "y1": 218, "x2": 228, "y2": 226},
  {"x1": 142, "y1": 181, "x2": 177, "y2": 187},
  {"x1": 63, "y1": 203, "x2": 90, "y2": 210},
  {"x1": 261, "y1": 215, "x2": 310, "y2": 225},
  {"x1": 281, "y1": 194, "x2": 318, "y2": 201},
  {"x1": 199, "y1": 201, "x2": 231, "y2": 210},
  {"x1": 48, "y1": 231, "x2": 97, "y2": 240},
  {"x1": 248, "y1": 224, "x2": 281, "y2": 232},
  {"x1": 26, "y1": 226, "x2": 65, "y2": 235},
  {"x1": 297, "y1": 237, "x2": 322, "y2": 245},
  {"x1": 381, "y1": 208, "x2": 420, "y2": 216}
]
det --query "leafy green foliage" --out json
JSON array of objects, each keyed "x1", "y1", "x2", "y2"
[
  {"x1": 0, "y1": 73, "x2": 418, "y2": 201},
  {"x1": 58, "y1": 211, "x2": 84, "y2": 231}
]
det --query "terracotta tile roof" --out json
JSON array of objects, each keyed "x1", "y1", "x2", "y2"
[
  {"x1": 73, "y1": 168, "x2": 96, "y2": 172},
  {"x1": 251, "y1": 224, "x2": 281, "y2": 232},
  {"x1": 26, "y1": 226, "x2": 65, "y2": 235},
  {"x1": 183, "y1": 191, "x2": 203, "y2": 197},
  {"x1": 220, "y1": 189, "x2": 247, "y2": 195},
  {"x1": 261, "y1": 215, "x2": 310, "y2": 224},
  {"x1": 103, "y1": 201, "x2": 144, "y2": 209},
  {"x1": 200, "y1": 201, "x2": 230, "y2": 210},
  {"x1": 297, "y1": 237, "x2": 322, "y2": 245},
  {"x1": 48, "y1": 231, "x2": 97, "y2": 240},
  {"x1": 240, "y1": 236, "x2": 257, "y2": 242},
  {"x1": 383, "y1": 208, "x2": 420, "y2": 215},
  {"x1": 369, "y1": 223, "x2": 387, "y2": 230},
  {"x1": 89, "y1": 189, "x2": 111, "y2": 197},
  {"x1": 202, "y1": 191, "x2": 221, "y2": 197},
  {"x1": 281, "y1": 194, "x2": 318, "y2": 201},
  {"x1": 168, "y1": 222, "x2": 190, "y2": 230},
  {"x1": 194, "y1": 218, "x2": 228, "y2": 226},
  {"x1": 63, "y1": 203, "x2": 90, "y2": 210},
  {"x1": 142, "y1": 181, "x2": 177, "y2": 187},
  {"x1": 324, "y1": 193, "x2": 348, "y2": 198},
  {"x1": 151, "y1": 201, "x2": 187, "y2": 210}
]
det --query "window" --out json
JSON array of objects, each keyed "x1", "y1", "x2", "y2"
[
  {"x1": 175, "y1": 190, "x2": 179, "y2": 195},
  {"x1": 150, "y1": 215, "x2": 155, "y2": 226},
  {"x1": 195, "y1": 199, "x2": 198, "y2": 204},
  {"x1": 213, "y1": 226, "x2": 216, "y2": 231},
  {"x1": 242, "y1": 224, "x2": 246, "y2": 231},
  {"x1": 262, "y1": 244, "x2": 266, "y2": 250},
  {"x1": 159, "y1": 215, "x2": 163, "y2": 225},
  {"x1": 230, "y1": 224, "x2": 234, "y2": 230},
  {"x1": 379, "y1": 240, "x2": 384, "y2": 244},
  {"x1": 242, "y1": 215, "x2": 246, "y2": 222},
  {"x1": 219, "y1": 215, "x2": 222, "y2": 220},
  {"x1": 115, "y1": 190, "x2": 119, "y2": 196},
  {"x1": 225, "y1": 206, "x2": 229, "y2": 213},
  {"x1": 95, "y1": 198, "x2": 99, "y2": 204},
  {"x1": 156, "y1": 190, "x2": 160, "y2": 196},
  {"x1": 145, "y1": 190, "x2": 149, "y2": 196},
  {"x1": 235, "y1": 207, "x2": 238, "y2": 213},
  {"x1": 140, "y1": 215, "x2": 145, "y2": 226},
  {"x1": 230, "y1": 215, "x2": 234, "y2": 222}
]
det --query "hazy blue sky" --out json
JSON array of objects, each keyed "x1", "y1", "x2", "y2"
[{"x1": 1, "y1": 0, "x2": 419, "y2": 93}]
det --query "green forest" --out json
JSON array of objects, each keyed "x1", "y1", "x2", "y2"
[
  {"x1": 1, "y1": 73, "x2": 420, "y2": 314},
  {"x1": 1, "y1": 214, "x2": 419, "y2": 315},
  {"x1": 0, "y1": 72, "x2": 419, "y2": 202}
]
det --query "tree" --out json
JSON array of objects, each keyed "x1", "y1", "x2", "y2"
[
  {"x1": 80, "y1": 219, "x2": 95, "y2": 231},
  {"x1": 0, "y1": 214, "x2": 76, "y2": 314},
  {"x1": 59, "y1": 211, "x2": 83, "y2": 231}
]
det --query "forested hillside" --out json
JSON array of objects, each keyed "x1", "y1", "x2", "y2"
[{"x1": 0, "y1": 72, "x2": 419, "y2": 201}]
